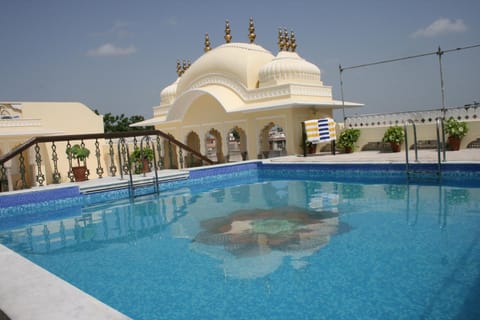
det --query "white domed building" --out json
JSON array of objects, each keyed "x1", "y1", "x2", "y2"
[{"x1": 134, "y1": 19, "x2": 362, "y2": 163}]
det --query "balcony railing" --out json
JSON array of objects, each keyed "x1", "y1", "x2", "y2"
[{"x1": 0, "y1": 130, "x2": 214, "y2": 193}]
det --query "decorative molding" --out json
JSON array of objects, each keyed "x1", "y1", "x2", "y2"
[{"x1": 186, "y1": 74, "x2": 331, "y2": 103}]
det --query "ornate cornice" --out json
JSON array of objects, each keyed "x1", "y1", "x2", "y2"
[{"x1": 185, "y1": 74, "x2": 332, "y2": 103}]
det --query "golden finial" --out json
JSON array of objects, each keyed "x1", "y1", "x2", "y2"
[
  {"x1": 283, "y1": 29, "x2": 290, "y2": 51},
  {"x1": 204, "y1": 33, "x2": 211, "y2": 52},
  {"x1": 176, "y1": 60, "x2": 182, "y2": 77},
  {"x1": 278, "y1": 28, "x2": 285, "y2": 51},
  {"x1": 182, "y1": 60, "x2": 188, "y2": 74},
  {"x1": 248, "y1": 17, "x2": 256, "y2": 43},
  {"x1": 224, "y1": 19, "x2": 232, "y2": 43},
  {"x1": 290, "y1": 31, "x2": 297, "y2": 52}
]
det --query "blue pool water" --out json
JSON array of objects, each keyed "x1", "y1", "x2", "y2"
[{"x1": 1, "y1": 166, "x2": 480, "y2": 319}]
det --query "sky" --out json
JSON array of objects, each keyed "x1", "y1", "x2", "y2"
[{"x1": 1, "y1": 0, "x2": 479, "y2": 121}]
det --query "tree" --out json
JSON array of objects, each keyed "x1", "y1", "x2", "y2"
[{"x1": 94, "y1": 110, "x2": 154, "y2": 133}]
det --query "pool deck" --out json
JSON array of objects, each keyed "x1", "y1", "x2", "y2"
[{"x1": 0, "y1": 148, "x2": 479, "y2": 320}]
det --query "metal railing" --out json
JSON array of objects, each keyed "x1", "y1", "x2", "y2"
[
  {"x1": 0, "y1": 130, "x2": 215, "y2": 192},
  {"x1": 404, "y1": 118, "x2": 446, "y2": 179}
]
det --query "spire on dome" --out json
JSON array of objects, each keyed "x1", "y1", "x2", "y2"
[
  {"x1": 278, "y1": 28, "x2": 285, "y2": 51},
  {"x1": 204, "y1": 33, "x2": 211, "y2": 52},
  {"x1": 176, "y1": 60, "x2": 182, "y2": 77},
  {"x1": 248, "y1": 17, "x2": 256, "y2": 43},
  {"x1": 182, "y1": 60, "x2": 189, "y2": 73},
  {"x1": 283, "y1": 29, "x2": 290, "y2": 51},
  {"x1": 224, "y1": 19, "x2": 232, "y2": 43},
  {"x1": 289, "y1": 31, "x2": 297, "y2": 52}
]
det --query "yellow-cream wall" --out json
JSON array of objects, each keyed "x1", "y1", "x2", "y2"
[
  {"x1": 0, "y1": 102, "x2": 104, "y2": 186},
  {"x1": 154, "y1": 93, "x2": 336, "y2": 158}
]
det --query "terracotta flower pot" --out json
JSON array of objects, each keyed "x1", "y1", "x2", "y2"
[
  {"x1": 344, "y1": 146, "x2": 353, "y2": 153},
  {"x1": 390, "y1": 142, "x2": 401, "y2": 153},
  {"x1": 447, "y1": 136, "x2": 461, "y2": 151},
  {"x1": 142, "y1": 159, "x2": 151, "y2": 173},
  {"x1": 72, "y1": 166, "x2": 88, "y2": 181}
]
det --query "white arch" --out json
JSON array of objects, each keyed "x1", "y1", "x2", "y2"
[{"x1": 166, "y1": 85, "x2": 244, "y2": 122}]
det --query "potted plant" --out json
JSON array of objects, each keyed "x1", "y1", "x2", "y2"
[
  {"x1": 382, "y1": 126, "x2": 405, "y2": 152},
  {"x1": 131, "y1": 147, "x2": 154, "y2": 174},
  {"x1": 337, "y1": 128, "x2": 360, "y2": 153},
  {"x1": 66, "y1": 144, "x2": 90, "y2": 181},
  {"x1": 444, "y1": 117, "x2": 468, "y2": 151}
]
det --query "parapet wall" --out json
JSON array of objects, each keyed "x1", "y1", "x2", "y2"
[{"x1": 341, "y1": 106, "x2": 480, "y2": 151}]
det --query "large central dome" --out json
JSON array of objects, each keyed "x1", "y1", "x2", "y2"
[{"x1": 176, "y1": 42, "x2": 275, "y2": 95}]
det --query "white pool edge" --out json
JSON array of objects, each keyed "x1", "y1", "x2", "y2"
[{"x1": 0, "y1": 244, "x2": 131, "y2": 320}]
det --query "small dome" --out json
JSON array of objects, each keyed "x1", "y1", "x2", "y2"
[
  {"x1": 160, "y1": 78, "x2": 179, "y2": 106},
  {"x1": 177, "y1": 42, "x2": 274, "y2": 94},
  {"x1": 258, "y1": 51, "x2": 321, "y2": 87}
]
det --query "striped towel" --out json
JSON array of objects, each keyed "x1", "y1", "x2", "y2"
[{"x1": 304, "y1": 118, "x2": 336, "y2": 143}]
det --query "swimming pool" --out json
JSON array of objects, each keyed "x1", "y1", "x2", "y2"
[{"x1": 1, "y1": 162, "x2": 480, "y2": 319}]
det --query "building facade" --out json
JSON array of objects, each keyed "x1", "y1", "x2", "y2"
[{"x1": 134, "y1": 19, "x2": 362, "y2": 161}]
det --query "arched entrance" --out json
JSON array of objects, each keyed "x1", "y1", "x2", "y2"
[
  {"x1": 259, "y1": 122, "x2": 286, "y2": 158},
  {"x1": 185, "y1": 131, "x2": 202, "y2": 167},
  {"x1": 227, "y1": 126, "x2": 247, "y2": 162},
  {"x1": 205, "y1": 128, "x2": 225, "y2": 163}
]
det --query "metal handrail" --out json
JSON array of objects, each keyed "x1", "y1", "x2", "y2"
[
  {"x1": 140, "y1": 135, "x2": 159, "y2": 194},
  {"x1": 435, "y1": 117, "x2": 446, "y2": 163},
  {"x1": 404, "y1": 119, "x2": 418, "y2": 174},
  {"x1": 0, "y1": 130, "x2": 214, "y2": 166},
  {"x1": 117, "y1": 138, "x2": 134, "y2": 198}
]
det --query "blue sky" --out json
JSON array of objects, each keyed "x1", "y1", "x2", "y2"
[{"x1": 1, "y1": 0, "x2": 479, "y2": 120}]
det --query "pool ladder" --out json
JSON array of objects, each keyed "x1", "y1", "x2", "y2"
[
  {"x1": 117, "y1": 136, "x2": 160, "y2": 199},
  {"x1": 404, "y1": 118, "x2": 446, "y2": 180}
]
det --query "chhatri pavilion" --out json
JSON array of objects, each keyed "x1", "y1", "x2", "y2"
[{"x1": 134, "y1": 18, "x2": 362, "y2": 162}]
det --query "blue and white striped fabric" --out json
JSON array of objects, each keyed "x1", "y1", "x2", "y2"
[{"x1": 304, "y1": 118, "x2": 336, "y2": 144}]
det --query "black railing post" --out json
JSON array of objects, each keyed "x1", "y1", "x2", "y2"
[
  {"x1": 108, "y1": 138, "x2": 117, "y2": 177},
  {"x1": 51, "y1": 142, "x2": 61, "y2": 183},
  {"x1": 18, "y1": 152, "x2": 28, "y2": 188},
  {"x1": 34, "y1": 143, "x2": 45, "y2": 186},
  {"x1": 0, "y1": 164, "x2": 8, "y2": 192},
  {"x1": 66, "y1": 141, "x2": 74, "y2": 182},
  {"x1": 95, "y1": 138, "x2": 104, "y2": 178}
]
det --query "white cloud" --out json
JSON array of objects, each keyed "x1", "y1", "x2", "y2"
[
  {"x1": 411, "y1": 18, "x2": 467, "y2": 38},
  {"x1": 87, "y1": 43, "x2": 137, "y2": 57}
]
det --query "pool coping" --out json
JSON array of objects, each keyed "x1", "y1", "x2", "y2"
[{"x1": 0, "y1": 245, "x2": 131, "y2": 320}]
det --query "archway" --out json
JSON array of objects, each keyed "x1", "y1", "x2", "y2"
[
  {"x1": 185, "y1": 131, "x2": 202, "y2": 167},
  {"x1": 227, "y1": 126, "x2": 247, "y2": 162},
  {"x1": 205, "y1": 128, "x2": 225, "y2": 163},
  {"x1": 259, "y1": 122, "x2": 286, "y2": 158}
]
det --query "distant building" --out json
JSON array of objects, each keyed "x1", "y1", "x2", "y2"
[
  {"x1": 133, "y1": 19, "x2": 362, "y2": 161},
  {"x1": 0, "y1": 102, "x2": 103, "y2": 187}
]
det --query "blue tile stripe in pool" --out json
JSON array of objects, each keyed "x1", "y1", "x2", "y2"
[
  {"x1": 259, "y1": 162, "x2": 480, "y2": 186},
  {"x1": 1, "y1": 161, "x2": 480, "y2": 218},
  {"x1": 0, "y1": 186, "x2": 82, "y2": 217}
]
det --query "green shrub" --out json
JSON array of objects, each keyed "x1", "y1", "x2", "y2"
[
  {"x1": 338, "y1": 128, "x2": 361, "y2": 151},
  {"x1": 444, "y1": 117, "x2": 468, "y2": 138},
  {"x1": 382, "y1": 126, "x2": 405, "y2": 144}
]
